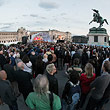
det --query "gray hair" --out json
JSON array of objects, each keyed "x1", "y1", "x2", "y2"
[
  {"x1": 46, "y1": 63, "x2": 55, "y2": 73},
  {"x1": 17, "y1": 62, "x2": 24, "y2": 70},
  {"x1": 33, "y1": 74, "x2": 49, "y2": 94}
]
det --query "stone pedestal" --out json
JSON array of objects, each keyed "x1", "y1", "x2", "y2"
[{"x1": 87, "y1": 27, "x2": 109, "y2": 46}]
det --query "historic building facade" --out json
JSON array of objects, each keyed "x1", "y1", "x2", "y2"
[{"x1": 0, "y1": 27, "x2": 72, "y2": 44}]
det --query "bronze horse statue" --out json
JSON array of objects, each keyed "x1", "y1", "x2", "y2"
[{"x1": 89, "y1": 9, "x2": 108, "y2": 28}]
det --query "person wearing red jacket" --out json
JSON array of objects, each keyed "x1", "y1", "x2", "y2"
[{"x1": 79, "y1": 63, "x2": 96, "y2": 108}]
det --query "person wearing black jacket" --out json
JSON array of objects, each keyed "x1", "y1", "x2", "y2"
[
  {"x1": 86, "y1": 61, "x2": 110, "y2": 110},
  {"x1": 45, "y1": 63, "x2": 58, "y2": 95},
  {"x1": 3, "y1": 57, "x2": 15, "y2": 82},
  {"x1": 30, "y1": 51, "x2": 37, "y2": 75},
  {"x1": 0, "y1": 49, "x2": 7, "y2": 70},
  {"x1": 14, "y1": 62, "x2": 33, "y2": 100},
  {"x1": 62, "y1": 70, "x2": 80, "y2": 110},
  {"x1": 95, "y1": 61, "x2": 110, "y2": 110},
  {"x1": 0, "y1": 70, "x2": 18, "y2": 110}
]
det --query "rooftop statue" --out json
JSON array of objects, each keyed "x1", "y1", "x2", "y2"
[{"x1": 89, "y1": 9, "x2": 108, "y2": 28}]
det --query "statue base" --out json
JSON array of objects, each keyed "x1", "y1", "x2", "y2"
[
  {"x1": 89, "y1": 27, "x2": 107, "y2": 34},
  {"x1": 87, "y1": 27, "x2": 109, "y2": 46}
]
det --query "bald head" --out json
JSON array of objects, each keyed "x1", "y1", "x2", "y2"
[
  {"x1": 17, "y1": 62, "x2": 24, "y2": 70},
  {"x1": 0, "y1": 70, "x2": 7, "y2": 80},
  {"x1": 0, "y1": 50, "x2": 3, "y2": 54}
]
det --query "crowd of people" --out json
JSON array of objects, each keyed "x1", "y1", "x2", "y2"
[{"x1": 0, "y1": 42, "x2": 110, "y2": 110}]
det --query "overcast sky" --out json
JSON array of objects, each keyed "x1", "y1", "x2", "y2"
[{"x1": 0, "y1": 0, "x2": 109, "y2": 35}]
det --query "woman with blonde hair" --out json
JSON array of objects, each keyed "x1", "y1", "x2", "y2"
[
  {"x1": 26, "y1": 74, "x2": 61, "y2": 110},
  {"x1": 79, "y1": 63, "x2": 96, "y2": 108}
]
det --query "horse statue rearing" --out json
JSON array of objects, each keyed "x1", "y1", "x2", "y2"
[{"x1": 89, "y1": 9, "x2": 108, "y2": 28}]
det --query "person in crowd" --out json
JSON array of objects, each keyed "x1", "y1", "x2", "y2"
[
  {"x1": 62, "y1": 69, "x2": 81, "y2": 110},
  {"x1": 4, "y1": 57, "x2": 21, "y2": 97},
  {"x1": 45, "y1": 54, "x2": 53, "y2": 69},
  {"x1": 20, "y1": 48, "x2": 26, "y2": 59},
  {"x1": 0, "y1": 70, "x2": 18, "y2": 110},
  {"x1": 26, "y1": 74, "x2": 61, "y2": 110},
  {"x1": 9, "y1": 52, "x2": 16, "y2": 67},
  {"x1": 0, "y1": 49, "x2": 7, "y2": 70},
  {"x1": 3, "y1": 57, "x2": 15, "y2": 82},
  {"x1": 72, "y1": 58, "x2": 82, "y2": 75},
  {"x1": 71, "y1": 47, "x2": 75, "y2": 65},
  {"x1": 63, "y1": 51, "x2": 71, "y2": 71},
  {"x1": 101, "y1": 53, "x2": 110, "y2": 74},
  {"x1": 15, "y1": 62, "x2": 33, "y2": 100},
  {"x1": 86, "y1": 61, "x2": 110, "y2": 110},
  {"x1": 30, "y1": 51, "x2": 37, "y2": 74},
  {"x1": 45, "y1": 48, "x2": 51, "y2": 56},
  {"x1": 96, "y1": 61, "x2": 110, "y2": 110},
  {"x1": 15, "y1": 52, "x2": 22, "y2": 70},
  {"x1": 72, "y1": 49, "x2": 80, "y2": 63},
  {"x1": 51, "y1": 50, "x2": 57, "y2": 64},
  {"x1": 80, "y1": 63, "x2": 96, "y2": 108},
  {"x1": 42, "y1": 54, "x2": 48, "y2": 63},
  {"x1": 81, "y1": 48, "x2": 89, "y2": 70},
  {"x1": 22, "y1": 54, "x2": 32, "y2": 74},
  {"x1": 34, "y1": 55, "x2": 45, "y2": 77},
  {"x1": 45, "y1": 63, "x2": 58, "y2": 95}
]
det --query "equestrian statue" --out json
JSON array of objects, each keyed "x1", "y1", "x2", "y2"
[{"x1": 89, "y1": 9, "x2": 108, "y2": 28}]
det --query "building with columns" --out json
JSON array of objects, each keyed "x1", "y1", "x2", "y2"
[{"x1": 0, "y1": 27, "x2": 72, "y2": 44}]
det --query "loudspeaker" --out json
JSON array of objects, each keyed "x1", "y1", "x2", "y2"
[{"x1": 22, "y1": 36, "x2": 28, "y2": 44}]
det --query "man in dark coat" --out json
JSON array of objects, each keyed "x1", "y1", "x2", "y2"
[
  {"x1": 15, "y1": 62, "x2": 33, "y2": 100},
  {"x1": 86, "y1": 61, "x2": 110, "y2": 110},
  {"x1": 3, "y1": 57, "x2": 15, "y2": 82},
  {"x1": 30, "y1": 51, "x2": 37, "y2": 74},
  {"x1": 3, "y1": 57, "x2": 20, "y2": 97},
  {"x1": 0, "y1": 70, "x2": 18, "y2": 110},
  {"x1": 0, "y1": 49, "x2": 7, "y2": 70},
  {"x1": 45, "y1": 63, "x2": 58, "y2": 95}
]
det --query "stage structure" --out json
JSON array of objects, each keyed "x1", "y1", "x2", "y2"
[{"x1": 30, "y1": 32, "x2": 53, "y2": 43}]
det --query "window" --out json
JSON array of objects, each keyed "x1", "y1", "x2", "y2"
[
  {"x1": 104, "y1": 37, "x2": 106, "y2": 42},
  {"x1": 94, "y1": 36, "x2": 98, "y2": 42}
]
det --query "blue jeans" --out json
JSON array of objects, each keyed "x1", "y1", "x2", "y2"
[{"x1": 62, "y1": 93, "x2": 80, "y2": 110}]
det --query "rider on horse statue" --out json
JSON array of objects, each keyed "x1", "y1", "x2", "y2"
[{"x1": 89, "y1": 9, "x2": 108, "y2": 28}]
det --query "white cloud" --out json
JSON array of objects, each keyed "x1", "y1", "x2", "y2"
[
  {"x1": 39, "y1": 0, "x2": 59, "y2": 10},
  {"x1": 30, "y1": 14, "x2": 38, "y2": 17},
  {"x1": 0, "y1": 26, "x2": 11, "y2": 30},
  {"x1": 0, "y1": 0, "x2": 5, "y2": 6},
  {"x1": 60, "y1": 13, "x2": 67, "y2": 16}
]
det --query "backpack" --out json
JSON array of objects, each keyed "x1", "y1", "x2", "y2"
[
  {"x1": 62, "y1": 81, "x2": 81, "y2": 110},
  {"x1": 67, "y1": 81, "x2": 80, "y2": 104}
]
